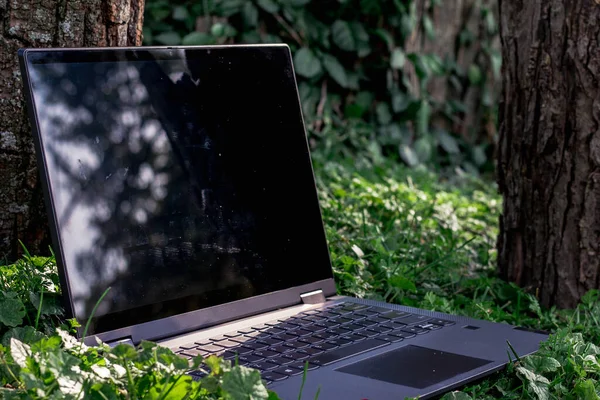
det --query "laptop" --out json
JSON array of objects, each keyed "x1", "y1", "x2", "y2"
[{"x1": 18, "y1": 44, "x2": 547, "y2": 399}]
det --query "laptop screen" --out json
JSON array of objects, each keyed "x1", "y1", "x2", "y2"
[{"x1": 23, "y1": 46, "x2": 333, "y2": 335}]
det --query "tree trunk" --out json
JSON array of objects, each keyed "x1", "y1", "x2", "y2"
[
  {"x1": 497, "y1": 0, "x2": 600, "y2": 308},
  {"x1": 0, "y1": 0, "x2": 145, "y2": 261}
]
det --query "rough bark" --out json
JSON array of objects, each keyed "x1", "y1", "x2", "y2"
[
  {"x1": 497, "y1": 0, "x2": 600, "y2": 308},
  {"x1": 0, "y1": 0, "x2": 144, "y2": 261}
]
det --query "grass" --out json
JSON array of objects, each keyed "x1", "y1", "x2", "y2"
[{"x1": 0, "y1": 155, "x2": 599, "y2": 399}]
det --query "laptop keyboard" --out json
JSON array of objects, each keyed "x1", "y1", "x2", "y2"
[{"x1": 175, "y1": 302, "x2": 454, "y2": 385}]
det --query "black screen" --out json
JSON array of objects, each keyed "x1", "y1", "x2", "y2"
[{"x1": 25, "y1": 46, "x2": 333, "y2": 334}]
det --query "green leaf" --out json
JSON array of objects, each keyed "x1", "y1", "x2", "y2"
[
  {"x1": 390, "y1": 48, "x2": 406, "y2": 69},
  {"x1": 222, "y1": 365, "x2": 269, "y2": 400},
  {"x1": 392, "y1": 91, "x2": 411, "y2": 113},
  {"x1": 154, "y1": 31, "x2": 181, "y2": 46},
  {"x1": 399, "y1": 144, "x2": 419, "y2": 167},
  {"x1": 182, "y1": 32, "x2": 215, "y2": 45},
  {"x1": 172, "y1": 6, "x2": 189, "y2": 21},
  {"x1": 0, "y1": 296, "x2": 26, "y2": 327},
  {"x1": 414, "y1": 137, "x2": 433, "y2": 162},
  {"x1": 376, "y1": 103, "x2": 392, "y2": 125},
  {"x1": 423, "y1": 15, "x2": 435, "y2": 39},
  {"x1": 29, "y1": 292, "x2": 63, "y2": 316},
  {"x1": 523, "y1": 355, "x2": 561, "y2": 373},
  {"x1": 441, "y1": 392, "x2": 473, "y2": 400},
  {"x1": 436, "y1": 130, "x2": 460, "y2": 154},
  {"x1": 256, "y1": 0, "x2": 280, "y2": 13},
  {"x1": 242, "y1": 2, "x2": 259, "y2": 27},
  {"x1": 468, "y1": 65, "x2": 483, "y2": 85},
  {"x1": 293, "y1": 48, "x2": 323, "y2": 78},
  {"x1": 574, "y1": 379, "x2": 599, "y2": 400},
  {"x1": 2, "y1": 326, "x2": 44, "y2": 348},
  {"x1": 283, "y1": 0, "x2": 311, "y2": 5},
  {"x1": 332, "y1": 20, "x2": 355, "y2": 51},
  {"x1": 416, "y1": 100, "x2": 431, "y2": 136},
  {"x1": 517, "y1": 366, "x2": 550, "y2": 400},
  {"x1": 472, "y1": 145, "x2": 487, "y2": 166},
  {"x1": 389, "y1": 276, "x2": 417, "y2": 292},
  {"x1": 322, "y1": 54, "x2": 349, "y2": 88}
]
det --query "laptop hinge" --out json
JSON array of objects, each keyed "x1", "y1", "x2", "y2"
[
  {"x1": 105, "y1": 337, "x2": 135, "y2": 348},
  {"x1": 300, "y1": 289, "x2": 326, "y2": 305}
]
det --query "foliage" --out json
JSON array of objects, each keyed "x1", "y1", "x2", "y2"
[
  {"x1": 142, "y1": 0, "x2": 501, "y2": 174},
  {"x1": 1, "y1": 158, "x2": 599, "y2": 399}
]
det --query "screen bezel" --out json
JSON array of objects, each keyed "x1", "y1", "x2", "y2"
[{"x1": 19, "y1": 44, "x2": 336, "y2": 343}]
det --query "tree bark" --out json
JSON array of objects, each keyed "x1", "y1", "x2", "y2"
[
  {"x1": 497, "y1": 0, "x2": 600, "y2": 308},
  {"x1": 0, "y1": 0, "x2": 145, "y2": 261}
]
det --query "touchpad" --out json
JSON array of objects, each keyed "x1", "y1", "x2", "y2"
[{"x1": 336, "y1": 345, "x2": 492, "y2": 389}]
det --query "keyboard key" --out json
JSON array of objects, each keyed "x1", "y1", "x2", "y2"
[
  {"x1": 276, "y1": 323, "x2": 301, "y2": 330},
  {"x1": 314, "y1": 321, "x2": 340, "y2": 329},
  {"x1": 340, "y1": 333, "x2": 367, "y2": 342},
  {"x1": 298, "y1": 336, "x2": 323, "y2": 345},
  {"x1": 238, "y1": 354, "x2": 265, "y2": 363},
  {"x1": 389, "y1": 330, "x2": 416, "y2": 339},
  {"x1": 311, "y1": 342, "x2": 339, "y2": 352},
  {"x1": 263, "y1": 327, "x2": 286, "y2": 335},
  {"x1": 326, "y1": 338, "x2": 353, "y2": 347},
  {"x1": 417, "y1": 323, "x2": 442, "y2": 330},
  {"x1": 309, "y1": 339, "x2": 389, "y2": 366},
  {"x1": 300, "y1": 309, "x2": 321, "y2": 316},
  {"x1": 262, "y1": 372, "x2": 288, "y2": 382},
  {"x1": 197, "y1": 344, "x2": 226, "y2": 353},
  {"x1": 345, "y1": 314, "x2": 366, "y2": 321},
  {"x1": 238, "y1": 328, "x2": 255, "y2": 334},
  {"x1": 340, "y1": 303, "x2": 370, "y2": 311},
  {"x1": 241, "y1": 342, "x2": 269, "y2": 351},
  {"x1": 343, "y1": 324, "x2": 365, "y2": 332},
  {"x1": 401, "y1": 326, "x2": 429, "y2": 335},
  {"x1": 331, "y1": 317, "x2": 354, "y2": 325},
  {"x1": 244, "y1": 331, "x2": 270, "y2": 339},
  {"x1": 380, "y1": 311, "x2": 410, "y2": 320},
  {"x1": 179, "y1": 350, "x2": 205, "y2": 358},
  {"x1": 355, "y1": 319, "x2": 378, "y2": 327},
  {"x1": 268, "y1": 356, "x2": 293, "y2": 366},
  {"x1": 375, "y1": 335, "x2": 404, "y2": 343},
  {"x1": 269, "y1": 345, "x2": 294, "y2": 354},
  {"x1": 380, "y1": 321, "x2": 407, "y2": 330},
  {"x1": 327, "y1": 327, "x2": 351, "y2": 336},
  {"x1": 209, "y1": 335, "x2": 228, "y2": 342},
  {"x1": 302, "y1": 315, "x2": 326, "y2": 322},
  {"x1": 223, "y1": 332, "x2": 242, "y2": 338},
  {"x1": 272, "y1": 333, "x2": 297, "y2": 342},
  {"x1": 288, "y1": 318, "x2": 313, "y2": 327},
  {"x1": 251, "y1": 324, "x2": 270, "y2": 331},
  {"x1": 179, "y1": 343, "x2": 198, "y2": 350},
  {"x1": 312, "y1": 331, "x2": 337, "y2": 340},
  {"x1": 272, "y1": 366, "x2": 303, "y2": 376},
  {"x1": 214, "y1": 340, "x2": 243, "y2": 349},
  {"x1": 288, "y1": 361, "x2": 319, "y2": 371},
  {"x1": 249, "y1": 361, "x2": 279, "y2": 371},
  {"x1": 397, "y1": 315, "x2": 431, "y2": 325},
  {"x1": 301, "y1": 325, "x2": 326, "y2": 333},
  {"x1": 366, "y1": 326, "x2": 392, "y2": 335},
  {"x1": 258, "y1": 337, "x2": 283, "y2": 346},
  {"x1": 188, "y1": 370, "x2": 208, "y2": 378},
  {"x1": 283, "y1": 340, "x2": 310, "y2": 350},
  {"x1": 221, "y1": 351, "x2": 240, "y2": 360},
  {"x1": 357, "y1": 329, "x2": 379, "y2": 338},
  {"x1": 429, "y1": 318, "x2": 455, "y2": 326},
  {"x1": 253, "y1": 350, "x2": 279, "y2": 359},
  {"x1": 365, "y1": 316, "x2": 388, "y2": 324},
  {"x1": 281, "y1": 352, "x2": 309, "y2": 361},
  {"x1": 363, "y1": 306, "x2": 392, "y2": 314},
  {"x1": 288, "y1": 329, "x2": 313, "y2": 337},
  {"x1": 297, "y1": 347, "x2": 324, "y2": 357}
]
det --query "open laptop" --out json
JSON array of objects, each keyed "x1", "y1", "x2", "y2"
[{"x1": 18, "y1": 44, "x2": 547, "y2": 399}]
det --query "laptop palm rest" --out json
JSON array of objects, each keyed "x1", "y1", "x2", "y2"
[{"x1": 336, "y1": 345, "x2": 492, "y2": 389}]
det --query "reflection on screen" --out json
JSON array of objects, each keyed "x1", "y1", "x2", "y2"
[{"x1": 27, "y1": 47, "x2": 333, "y2": 334}]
